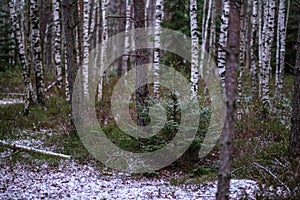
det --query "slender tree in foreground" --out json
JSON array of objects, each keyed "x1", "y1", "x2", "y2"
[
  {"x1": 216, "y1": 0, "x2": 240, "y2": 199},
  {"x1": 62, "y1": 0, "x2": 79, "y2": 131},
  {"x1": 289, "y1": 14, "x2": 300, "y2": 156}
]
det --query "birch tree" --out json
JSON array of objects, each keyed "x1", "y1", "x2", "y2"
[
  {"x1": 261, "y1": 0, "x2": 276, "y2": 117},
  {"x1": 53, "y1": 0, "x2": 63, "y2": 89},
  {"x1": 217, "y1": 0, "x2": 230, "y2": 87},
  {"x1": 153, "y1": 0, "x2": 164, "y2": 96},
  {"x1": 250, "y1": 0, "x2": 258, "y2": 98},
  {"x1": 82, "y1": 0, "x2": 90, "y2": 99},
  {"x1": 208, "y1": 0, "x2": 216, "y2": 57},
  {"x1": 275, "y1": 0, "x2": 287, "y2": 100},
  {"x1": 189, "y1": 0, "x2": 199, "y2": 99},
  {"x1": 122, "y1": 0, "x2": 132, "y2": 76},
  {"x1": 236, "y1": 0, "x2": 245, "y2": 120},
  {"x1": 9, "y1": 0, "x2": 31, "y2": 115},
  {"x1": 145, "y1": 0, "x2": 154, "y2": 27},
  {"x1": 30, "y1": 0, "x2": 45, "y2": 105},
  {"x1": 217, "y1": 0, "x2": 240, "y2": 199},
  {"x1": 199, "y1": 0, "x2": 212, "y2": 79},
  {"x1": 98, "y1": 0, "x2": 108, "y2": 101}
]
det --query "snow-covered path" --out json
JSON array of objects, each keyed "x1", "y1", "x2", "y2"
[{"x1": 0, "y1": 159, "x2": 259, "y2": 200}]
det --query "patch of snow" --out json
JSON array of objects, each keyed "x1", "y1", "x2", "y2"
[{"x1": 0, "y1": 160, "x2": 260, "y2": 199}]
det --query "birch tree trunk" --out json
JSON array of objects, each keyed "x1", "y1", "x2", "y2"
[
  {"x1": 189, "y1": 0, "x2": 199, "y2": 99},
  {"x1": 9, "y1": 0, "x2": 31, "y2": 115},
  {"x1": 217, "y1": 0, "x2": 230, "y2": 88},
  {"x1": 60, "y1": 9, "x2": 70, "y2": 102},
  {"x1": 261, "y1": 0, "x2": 276, "y2": 117},
  {"x1": 30, "y1": 0, "x2": 45, "y2": 106},
  {"x1": 257, "y1": 0, "x2": 263, "y2": 98},
  {"x1": 289, "y1": 15, "x2": 300, "y2": 156},
  {"x1": 275, "y1": 0, "x2": 286, "y2": 101},
  {"x1": 153, "y1": 0, "x2": 164, "y2": 96},
  {"x1": 236, "y1": 0, "x2": 245, "y2": 120},
  {"x1": 209, "y1": 0, "x2": 216, "y2": 57},
  {"x1": 217, "y1": 1, "x2": 240, "y2": 199},
  {"x1": 98, "y1": 0, "x2": 108, "y2": 101},
  {"x1": 145, "y1": 0, "x2": 154, "y2": 27},
  {"x1": 199, "y1": 0, "x2": 212, "y2": 79},
  {"x1": 250, "y1": 0, "x2": 258, "y2": 99},
  {"x1": 122, "y1": 0, "x2": 131, "y2": 77},
  {"x1": 53, "y1": 0, "x2": 63, "y2": 89},
  {"x1": 82, "y1": 0, "x2": 90, "y2": 99}
]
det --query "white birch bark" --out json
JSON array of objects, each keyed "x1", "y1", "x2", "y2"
[
  {"x1": 122, "y1": 0, "x2": 131, "y2": 76},
  {"x1": 145, "y1": 0, "x2": 154, "y2": 27},
  {"x1": 257, "y1": 0, "x2": 263, "y2": 97},
  {"x1": 217, "y1": 0, "x2": 230, "y2": 88},
  {"x1": 189, "y1": 0, "x2": 199, "y2": 99},
  {"x1": 261, "y1": 0, "x2": 276, "y2": 116},
  {"x1": 98, "y1": 0, "x2": 108, "y2": 101},
  {"x1": 236, "y1": 0, "x2": 245, "y2": 120},
  {"x1": 208, "y1": 0, "x2": 216, "y2": 57},
  {"x1": 30, "y1": 0, "x2": 45, "y2": 105},
  {"x1": 60, "y1": 10, "x2": 70, "y2": 102},
  {"x1": 275, "y1": 0, "x2": 286, "y2": 100},
  {"x1": 153, "y1": 0, "x2": 164, "y2": 96},
  {"x1": 201, "y1": 0, "x2": 207, "y2": 39},
  {"x1": 82, "y1": 0, "x2": 90, "y2": 99},
  {"x1": 200, "y1": 0, "x2": 212, "y2": 79},
  {"x1": 89, "y1": 0, "x2": 97, "y2": 36},
  {"x1": 9, "y1": 0, "x2": 31, "y2": 115},
  {"x1": 250, "y1": 0, "x2": 258, "y2": 97},
  {"x1": 53, "y1": 0, "x2": 63, "y2": 89}
]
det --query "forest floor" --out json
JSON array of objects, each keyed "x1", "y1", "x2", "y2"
[
  {"x1": 0, "y1": 127, "x2": 262, "y2": 200},
  {"x1": 0, "y1": 70, "x2": 298, "y2": 199},
  {"x1": 0, "y1": 101, "x2": 288, "y2": 199}
]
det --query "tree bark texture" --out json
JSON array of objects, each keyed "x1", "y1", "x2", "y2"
[
  {"x1": 134, "y1": 0, "x2": 149, "y2": 127},
  {"x1": 30, "y1": 0, "x2": 45, "y2": 105},
  {"x1": 189, "y1": 0, "x2": 199, "y2": 99},
  {"x1": 216, "y1": 0, "x2": 240, "y2": 199},
  {"x1": 289, "y1": 15, "x2": 300, "y2": 156}
]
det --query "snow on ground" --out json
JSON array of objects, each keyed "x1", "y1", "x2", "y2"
[
  {"x1": 0, "y1": 158, "x2": 260, "y2": 200},
  {"x1": 0, "y1": 131, "x2": 261, "y2": 199}
]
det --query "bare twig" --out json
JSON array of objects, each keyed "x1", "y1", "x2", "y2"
[
  {"x1": 252, "y1": 162, "x2": 291, "y2": 193},
  {"x1": 44, "y1": 81, "x2": 58, "y2": 93}
]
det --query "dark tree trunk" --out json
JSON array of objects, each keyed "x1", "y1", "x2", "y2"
[
  {"x1": 289, "y1": 16, "x2": 300, "y2": 157},
  {"x1": 62, "y1": 0, "x2": 79, "y2": 132},
  {"x1": 216, "y1": 0, "x2": 241, "y2": 199},
  {"x1": 117, "y1": 0, "x2": 126, "y2": 76},
  {"x1": 134, "y1": 0, "x2": 150, "y2": 127}
]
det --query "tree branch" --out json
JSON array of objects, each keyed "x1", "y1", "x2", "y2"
[{"x1": 0, "y1": 140, "x2": 71, "y2": 159}]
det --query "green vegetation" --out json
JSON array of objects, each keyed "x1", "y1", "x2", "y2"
[{"x1": 0, "y1": 66, "x2": 298, "y2": 198}]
